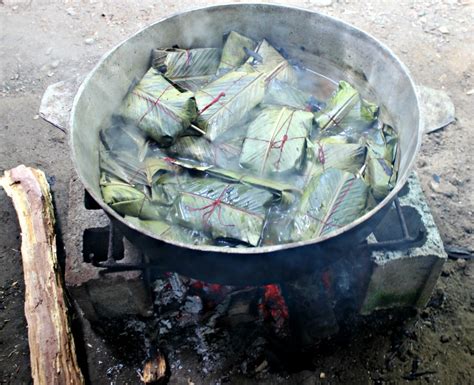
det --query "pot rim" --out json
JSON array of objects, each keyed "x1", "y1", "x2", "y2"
[{"x1": 70, "y1": 2, "x2": 423, "y2": 255}]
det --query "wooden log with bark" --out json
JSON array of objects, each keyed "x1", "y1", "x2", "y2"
[{"x1": 0, "y1": 165, "x2": 84, "y2": 385}]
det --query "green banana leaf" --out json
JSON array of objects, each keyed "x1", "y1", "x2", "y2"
[
  {"x1": 301, "y1": 137, "x2": 367, "y2": 186},
  {"x1": 100, "y1": 145, "x2": 178, "y2": 187},
  {"x1": 194, "y1": 70, "x2": 266, "y2": 141},
  {"x1": 125, "y1": 216, "x2": 211, "y2": 245},
  {"x1": 167, "y1": 135, "x2": 215, "y2": 164},
  {"x1": 218, "y1": 31, "x2": 257, "y2": 73},
  {"x1": 121, "y1": 68, "x2": 198, "y2": 145},
  {"x1": 209, "y1": 135, "x2": 246, "y2": 167},
  {"x1": 341, "y1": 97, "x2": 378, "y2": 124},
  {"x1": 260, "y1": 204, "x2": 297, "y2": 246},
  {"x1": 246, "y1": 39, "x2": 298, "y2": 85},
  {"x1": 100, "y1": 174, "x2": 166, "y2": 220},
  {"x1": 363, "y1": 146, "x2": 395, "y2": 200},
  {"x1": 315, "y1": 81, "x2": 360, "y2": 130},
  {"x1": 203, "y1": 104, "x2": 264, "y2": 159},
  {"x1": 152, "y1": 48, "x2": 221, "y2": 91},
  {"x1": 206, "y1": 167, "x2": 301, "y2": 205},
  {"x1": 151, "y1": 172, "x2": 193, "y2": 207},
  {"x1": 168, "y1": 178, "x2": 274, "y2": 246},
  {"x1": 381, "y1": 124, "x2": 398, "y2": 164},
  {"x1": 359, "y1": 98, "x2": 379, "y2": 121},
  {"x1": 100, "y1": 120, "x2": 147, "y2": 154},
  {"x1": 263, "y1": 79, "x2": 314, "y2": 110},
  {"x1": 166, "y1": 131, "x2": 245, "y2": 169},
  {"x1": 291, "y1": 169, "x2": 368, "y2": 240},
  {"x1": 320, "y1": 96, "x2": 379, "y2": 142},
  {"x1": 152, "y1": 154, "x2": 299, "y2": 204},
  {"x1": 239, "y1": 107, "x2": 313, "y2": 175},
  {"x1": 99, "y1": 123, "x2": 178, "y2": 186},
  {"x1": 360, "y1": 122, "x2": 398, "y2": 162},
  {"x1": 362, "y1": 124, "x2": 398, "y2": 200}
]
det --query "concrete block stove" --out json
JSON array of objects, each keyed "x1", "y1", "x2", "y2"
[{"x1": 63, "y1": 171, "x2": 446, "y2": 341}]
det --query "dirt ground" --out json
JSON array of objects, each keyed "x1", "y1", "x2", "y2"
[{"x1": 0, "y1": 0, "x2": 473, "y2": 384}]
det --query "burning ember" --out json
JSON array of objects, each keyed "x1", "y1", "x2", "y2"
[{"x1": 259, "y1": 284, "x2": 289, "y2": 331}]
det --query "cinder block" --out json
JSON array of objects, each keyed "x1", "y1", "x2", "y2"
[
  {"x1": 64, "y1": 176, "x2": 153, "y2": 321},
  {"x1": 360, "y1": 173, "x2": 447, "y2": 314}
]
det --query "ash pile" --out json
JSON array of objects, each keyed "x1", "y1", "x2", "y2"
[{"x1": 146, "y1": 273, "x2": 290, "y2": 380}]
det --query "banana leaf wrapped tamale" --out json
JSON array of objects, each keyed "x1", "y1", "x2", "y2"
[
  {"x1": 121, "y1": 68, "x2": 198, "y2": 145},
  {"x1": 100, "y1": 119, "x2": 147, "y2": 154},
  {"x1": 364, "y1": 148, "x2": 394, "y2": 200},
  {"x1": 166, "y1": 135, "x2": 215, "y2": 162},
  {"x1": 363, "y1": 124, "x2": 398, "y2": 200},
  {"x1": 101, "y1": 173, "x2": 167, "y2": 220},
  {"x1": 167, "y1": 130, "x2": 245, "y2": 169},
  {"x1": 239, "y1": 107, "x2": 313, "y2": 175},
  {"x1": 315, "y1": 81, "x2": 360, "y2": 131},
  {"x1": 194, "y1": 70, "x2": 265, "y2": 140},
  {"x1": 100, "y1": 145, "x2": 178, "y2": 187},
  {"x1": 99, "y1": 122, "x2": 183, "y2": 219},
  {"x1": 157, "y1": 157, "x2": 300, "y2": 205},
  {"x1": 152, "y1": 48, "x2": 221, "y2": 92},
  {"x1": 99, "y1": 122, "x2": 178, "y2": 186},
  {"x1": 263, "y1": 79, "x2": 324, "y2": 111},
  {"x1": 245, "y1": 39, "x2": 298, "y2": 85},
  {"x1": 167, "y1": 135, "x2": 216, "y2": 165},
  {"x1": 206, "y1": 168, "x2": 300, "y2": 205},
  {"x1": 125, "y1": 216, "x2": 211, "y2": 245},
  {"x1": 343, "y1": 97, "x2": 379, "y2": 124},
  {"x1": 168, "y1": 178, "x2": 274, "y2": 246},
  {"x1": 291, "y1": 169, "x2": 368, "y2": 241},
  {"x1": 301, "y1": 137, "x2": 367, "y2": 186},
  {"x1": 218, "y1": 31, "x2": 257, "y2": 73},
  {"x1": 319, "y1": 95, "x2": 379, "y2": 142}
]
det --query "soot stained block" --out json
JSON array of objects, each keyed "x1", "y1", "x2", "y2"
[{"x1": 64, "y1": 176, "x2": 153, "y2": 321}]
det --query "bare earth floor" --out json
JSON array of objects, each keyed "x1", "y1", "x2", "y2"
[{"x1": 0, "y1": 1, "x2": 473, "y2": 384}]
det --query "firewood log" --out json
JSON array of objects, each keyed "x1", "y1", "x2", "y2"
[{"x1": 1, "y1": 165, "x2": 84, "y2": 385}]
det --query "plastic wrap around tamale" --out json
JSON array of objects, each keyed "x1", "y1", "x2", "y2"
[
  {"x1": 152, "y1": 48, "x2": 221, "y2": 92},
  {"x1": 121, "y1": 68, "x2": 197, "y2": 145},
  {"x1": 291, "y1": 169, "x2": 368, "y2": 241},
  {"x1": 194, "y1": 70, "x2": 265, "y2": 141},
  {"x1": 168, "y1": 178, "x2": 274, "y2": 246},
  {"x1": 218, "y1": 31, "x2": 257, "y2": 73},
  {"x1": 239, "y1": 106, "x2": 313, "y2": 175}
]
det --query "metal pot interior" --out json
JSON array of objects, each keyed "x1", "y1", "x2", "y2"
[{"x1": 70, "y1": 3, "x2": 422, "y2": 254}]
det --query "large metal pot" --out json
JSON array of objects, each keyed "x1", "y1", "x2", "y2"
[{"x1": 70, "y1": 3, "x2": 422, "y2": 285}]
